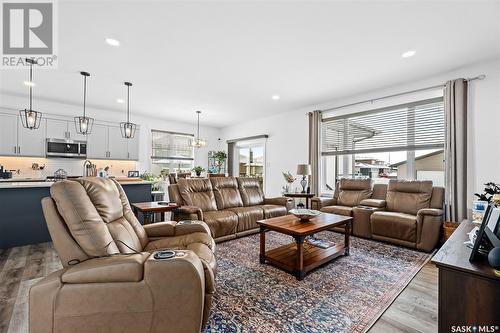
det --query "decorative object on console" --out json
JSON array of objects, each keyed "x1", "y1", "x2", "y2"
[
  {"x1": 128, "y1": 170, "x2": 139, "y2": 177},
  {"x1": 191, "y1": 110, "x2": 207, "y2": 148},
  {"x1": 19, "y1": 58, "x2": 42, "y2": 130},
  {"x1": 120, "y1": 81, "x2": 137, "y2": 139},
  {"x1": 282, "y1": 170, "x2": 296, "y2": 193},
  {"x1": 488, "y1": 247, "x2": 500, "y2": 277},
  {"x1": 289, "y1": 208, "x2": 321, "y2": 222},
  {"x1": 472, "y1": 200, "x2": 489, "y2": 224},
  {"x1": 296, "y1": 164, "x2": 311, "y2": 193},
  {"x1": 192, "y1": 166, "x2": 205, "y2": 177},
  {"x1": 74, "y1": 71, "x2": 94, "y2": 135}
]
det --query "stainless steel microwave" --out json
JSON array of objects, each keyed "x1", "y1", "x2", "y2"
[{"x1": 46, "y1": 138, "x2": 87, "y2": 158}]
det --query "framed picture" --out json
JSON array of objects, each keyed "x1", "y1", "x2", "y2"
[
  {"x1": 128, "y1": 170, "x2": 139, "y2": 178},
  {"x1": 470, "y1": 204, "x2": 500, "y2": 262}
]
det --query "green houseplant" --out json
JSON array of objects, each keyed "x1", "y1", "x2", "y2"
[
  {"x1": 192, "y1": 166, "x2": 206, "y2": 177},
  {"x1": 213, "y1": 151, "x2": 227, "y2": 173}
]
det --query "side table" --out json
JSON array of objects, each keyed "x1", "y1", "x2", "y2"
[
  {"x1": 131, "y1": 202, "x2": 179, "y2": 225},
  {"x1": 283, "y1": 192, "x2": 316, "y2": 209}
]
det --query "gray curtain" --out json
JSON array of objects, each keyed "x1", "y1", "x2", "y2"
[
  {"x1": 444, "y1": 79, "x2": 468, "y2": 222},
  {"x1": 227, "y1": 142, "x2": 235, "y2": 176},
  {"x1": 308, "y1": 110, "x2": 321, "y2": 195}
]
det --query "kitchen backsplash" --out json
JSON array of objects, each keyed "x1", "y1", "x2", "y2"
[{"x1": 0, "y1": 157, "x2": 138, "y2": 179}]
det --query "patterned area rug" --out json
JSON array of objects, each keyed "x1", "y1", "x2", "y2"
[{"x1": 204, "y1": 231, "x2": 432, "y2": 333}]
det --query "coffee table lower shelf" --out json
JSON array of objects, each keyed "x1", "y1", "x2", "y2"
[{"x1": 260, "y1": 240, "x2": 347, "y2": 280}]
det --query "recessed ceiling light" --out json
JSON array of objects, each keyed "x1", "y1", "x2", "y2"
[
  {"x1": 105, "y1": 38, "x2": 120, "y2": 46},
  {"x1": 402, "y1": 50, "x2": 416, "y2": 58},
  {"x1": 116, "y1": 98, "x2": 124, "y2": 103},
  {"x1": 23, "y1": 81, "x2": 35, "y2": 87},
  {"x1": 272, "y1": 95, "x2": 280, "y2": 100}
]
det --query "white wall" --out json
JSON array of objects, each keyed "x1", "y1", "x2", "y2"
[
  {"x1": 0, "y1": 94, "x2": 223, "y2": 175},
  {"x1": 221, "y1": 59, "x2": 500, "y2": 206}
]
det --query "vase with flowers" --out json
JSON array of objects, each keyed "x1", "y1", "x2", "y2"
[{"x1": 282, "y1": 171, "x2": 296, "y2": 194}]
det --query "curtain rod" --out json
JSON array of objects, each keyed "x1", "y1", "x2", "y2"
[{"x1": 319, "y1": 74, "x2": 486, "y2": 113}]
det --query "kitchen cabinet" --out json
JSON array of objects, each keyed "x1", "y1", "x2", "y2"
[
  {"x1": 17, "y1": 119, "x2": 46, "y2": 157},
  {"x1": 0, "y1": 114, "x2": 18, "y2": 156},
  {"x1": 86, "y1": 124, "x2": 108, "y2": 159},
  {"x1": 46, "y1": 118, "x2": 87, "y2": 141},
  {"x1": 86, "y1": 125, "x2": 139, "y2": 160},
  {"x1": 0, "y1": 113, "x2": 45, "y2": 157},
  {"x1": 108, "y1": 126, "x2": 128, "y2": 160}
]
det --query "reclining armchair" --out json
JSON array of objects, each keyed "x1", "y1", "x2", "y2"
[{"x1": 31, "y1": 178, "x2": 216, "y2": 333}]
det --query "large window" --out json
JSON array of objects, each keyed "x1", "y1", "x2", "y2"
[
  {"x1": 320, "y1": 98, "x2": 444, "y2": 194},
  {"x1": 150, "y1": 130, "x2": 194, "y2": 175}
]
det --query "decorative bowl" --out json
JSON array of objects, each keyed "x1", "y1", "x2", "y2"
[{"x1": 289, "y1": 209, "x2": 321, "y2": 222}]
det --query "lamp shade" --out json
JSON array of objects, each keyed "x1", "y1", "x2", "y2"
[{"x1": 296, "y1": 164, "x2": 311, "y2": 176}]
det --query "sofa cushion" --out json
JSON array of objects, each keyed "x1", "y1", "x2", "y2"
[
  {"x1": 260, "y1": 204, "x2": 287, "y2": 218},
  {"x1": 320, "y1": 205, "x2": 353, "y2": 216},
  {"x1": 227, "y1": 206, "x2": 264, "y2": 232},
  {"x1": 210, "y1": 177, "x2": 243, "y2": 209},
  {"x1": 386, "y1": 180, "x2": 433, "y2": 215},
  {"x1": 237, "y1": 177, "x2": 264, "y2": 206},
  {"x1": 371, "y1": 211, "x2": 417, "y2": 242},
  {"x1": 178, "y1": 178, "x2": 218, "y2": 212},
  {"x1": 337, "y1": 179, "x2": 373, "y2": 207},
  {"x1": 203, "y1": 210, "x2": 238, "y2": 238}
]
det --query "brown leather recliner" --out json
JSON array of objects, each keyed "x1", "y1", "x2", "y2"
[
  {"x1": 370, "y1": 180, "x2": 444, "y2": 252},
  {"x1": 31, "y1": 178, "x2": 216, "y2": 333},
  {"x1": 168, "y1": 177, "x2": 293, "y2": 242}
]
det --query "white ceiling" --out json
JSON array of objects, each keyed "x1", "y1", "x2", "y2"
[{"x1": 1, "y1": 0, "x2": 499, "y2": 128}]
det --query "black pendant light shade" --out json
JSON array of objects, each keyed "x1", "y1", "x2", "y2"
[
  {"x1": 191, "y1": 110, "x2": 206, "y2": 148},
  {"x1": 19, "y1": 58, "x2": 42, "y2": 130},
  {"x1": 74, "y1": 71, "x2": 94, "y2": 135},
  {"x1": 120, "y1": 81, "x2": 137, "y2": 139}
]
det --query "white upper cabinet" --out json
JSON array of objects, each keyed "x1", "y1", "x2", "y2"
[
  {"x1": 0, "y1": 114, "x2": 18, "y2": 156},
  {"x1": 108, "y1": 126, "x2": 129, "y2": 160},
  {"x1": 17, "y1": 119, "x2": 46, "y2": 157},
  {"x1": 127, "y1": 129, "x2": 140, "y2": 160},
  {"x1": 86, "y1": 124, "x2": 108, "y2": 159},
  {"x1": 67, "y1": 120, "x2": 88, "y2": 141},
  {"x1": 46, "y1": 119, "x2": 70, "y2": 139}
]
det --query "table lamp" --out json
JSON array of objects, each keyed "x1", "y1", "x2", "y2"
[{"x1": 296, "y1": 164, "x2": 311, "y2": 193}]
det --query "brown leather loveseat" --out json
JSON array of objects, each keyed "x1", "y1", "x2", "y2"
[
  {"x1": 312, "y1": 179, "x2": 444, "y2": 252},
  {"x1": 31, "y1": 178, "x2": 216, "y2": 333},
  {"x1": 169, "y1": 177, "x2": 293, "y2": 242}
]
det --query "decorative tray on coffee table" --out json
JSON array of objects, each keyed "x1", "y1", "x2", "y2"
[{"x1": 289, "y1": 209, "x2": 321, "y2": 222}]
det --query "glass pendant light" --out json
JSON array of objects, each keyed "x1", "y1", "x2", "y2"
[
  {"x1": 191, "y1": 110, "x2": 207, "y2": 148},
  {"x1": 74, "y1": 71, "x2": 94, "y2": 135},
  {"x1": 19, "y1": 58, "x2": 42, "y2": 130},
  {"x1": 120, "y1": 81, "x2": 137, "y2": 139}
]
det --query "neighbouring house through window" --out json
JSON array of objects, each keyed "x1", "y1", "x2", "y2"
[{"x1": 320, "y1": 97, "x2": 445, "y2": 195}]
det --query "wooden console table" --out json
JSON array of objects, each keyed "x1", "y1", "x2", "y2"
[{"x1": 431, "y1": 221, "x2": 500, "y2": 332}]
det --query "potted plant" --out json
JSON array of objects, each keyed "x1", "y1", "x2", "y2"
[
  {"x1": 474, "y1": 182, "x2": 500, "y2": 204},
  {"x1": 192, "y1": 166, "x2": 205, "y2": 177},
  {"x1": 213, "y1": 151, "x2": 227, "y2": 173}
]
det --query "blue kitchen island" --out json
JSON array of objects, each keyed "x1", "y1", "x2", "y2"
[{"x1": 0, "y1": 180, "x2": 153, "y2": 249}]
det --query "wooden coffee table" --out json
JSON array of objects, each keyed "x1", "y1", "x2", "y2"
[{"x1": 257, "y1": 213, "x2": 352, "y2": 280}]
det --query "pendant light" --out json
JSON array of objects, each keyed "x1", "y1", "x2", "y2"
[
  {"x1": 191, "y1": 110, "x2": 207, "y2": 148},
  {"x1": 74, "y1": 71, "x2": 94, "y2": 135},
  {"x1": 19, "y1": 58, "x2": 42, "y2": 130},
  {"x1": 120, "y1": 81, "x2": 137, "y2": 139}
]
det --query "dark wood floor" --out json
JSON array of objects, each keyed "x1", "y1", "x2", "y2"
[{"x1": 0, "y1": 243, "x2": 438, "y2": 333}]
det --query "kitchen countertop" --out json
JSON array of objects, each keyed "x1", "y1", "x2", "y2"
[{"x1": 0, "y1": 178, "x2": 153, "y2": 189}]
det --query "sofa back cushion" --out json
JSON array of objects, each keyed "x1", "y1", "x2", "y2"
[
  {"x1": 178, "y1": 178, "x2": 218, "y2": 212},
  {"x1": 50, "y1": 178, "x2": 148, "y2": 257},
  {"x1": 336, "y1": 178, "x2": 373, "y2": 207},
  {"x1": 386, "y1": 180, "x2": 433, "y2": 215},
  {"x1": 237, "y1": 177, "x2": 264, "y2": 206},
  {"x1": 167, "y1": 183, "x2": 184, "y2": 205},
  {"x1": 210, "y1": 177, "x2": 243, "y2": 209}
]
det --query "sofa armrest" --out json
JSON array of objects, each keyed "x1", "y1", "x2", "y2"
[
  {"x1": 311, "y1": 196, "x2": 337, "y2": 210},
  {"x1": 172, "y1": 205, "x2": 204, "y2": 221},
  {"x1": 143, "y1": 220, "x2": 211, "y2": 238},
  {"x1": 264, "y1": 197, "x2": 293, "y2": 210},
  {"x1": 359, "y1": 199, "x2": 386, "y2": 208},
  {"x1": 417, "y1": 208, "x2": 444, "y2": 217},
  {"x1": 61, "y1": 253, "x2": 151, "y2": 284}
]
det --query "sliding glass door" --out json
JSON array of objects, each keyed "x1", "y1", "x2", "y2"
[{"x1": 236, "y1": 141, "x2": 265, "y2": 188}]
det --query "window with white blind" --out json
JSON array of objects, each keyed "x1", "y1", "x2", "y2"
[
  {"x1": 150, "y1": 130, "x2": 194, "y2": 174},
  {"x1": 320, "y1": 97, "x2": 445, "y2": 193}
]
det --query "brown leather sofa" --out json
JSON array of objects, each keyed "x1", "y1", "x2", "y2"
[
  {"x1": 369, "y1": 180, "x2": 444, "y2": 252},
  {"x1": 31, "y1": 178, "x2": 216, "y2": 333},
  {"x1": 312, "y1": 179, "x2": 444, "y2": 252},
  {"x1": 168, "y1": 177, "x2": 293, "y2": 242}
]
